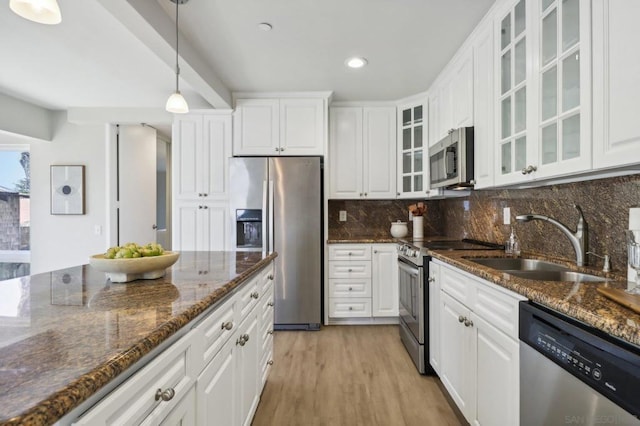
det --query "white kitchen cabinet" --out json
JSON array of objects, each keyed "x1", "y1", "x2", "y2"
[
  {"x1": 328, "y1": 243, "x2": 398, "y2": 321},
  {"x1": 329, "y1": 106, "x2": 396, "y2": 199},
  {"x1": 172, "y1": 202, "x2": 228, "y2": 251},
  {"x1": 73, "y1": 330, "x2": 199, "y2": 426},
  {"x1": 437, "y1": 260, "x2": 524, "y2": 425},
  {"x1": 233, "y1": 96, "x2": 327, "y2": 156},
  {"x1": 428, "y1": 261, "x2": 441, "y2": 375},
  {"x1": 397, "y1": 98, "x2": 428, "y2": 197},
  {"x1": 173, "y1": 112, "x2": 232, "y2": 202},
  {"x1": 428, "y1": 48, "x2": 474, "y2": 146},
  {"x1": 236, "y1": 309, "x2": 260, "y2": 426},
  {"x1": 472, "y1": 21, "x2": 495, "y2": 189},
  {"x1": 592, "y1": 0, "x2": 640, "y2": 169},
  {"x1": 157, "y1": 385, "x2": 196, "y2": 426},
  {"x1": 371, "y1": 244, "x2": 399, "y2": 317},
  {"x1": 196, "y1": 341, "x2": 236, "y2": 426}
]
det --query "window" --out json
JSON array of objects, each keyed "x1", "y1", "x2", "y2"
[{"x1": 0, "y1": 147, "x2": 30, "y2": 280}]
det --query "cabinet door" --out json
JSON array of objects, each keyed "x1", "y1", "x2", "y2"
[
  {"x1": 428, "y1": 92, "x2": 440, "y2": 147},
  {"x1": 234, "y1": 99, "x2": 280, "y2": 156},
  {"x1": 363, "y1": 107, "x2": 396, "y2": 199},
  {"x1": 494, "y1": 0, "x2": 535, "y2": 186},
  {"x1": 196, "y1": 340, "x2": 237, "y2": 426},
  {"x1": 237, "y1": 311, "x2": 260, "y2": 426},
  {"x1": 371, "y1": 244, "x2": 398, "y2": 317},
  {"x1": 329, "y1": 107, "x2": 363, "y2": 199},
  {"x1": 534, "y1": 0, "x2": 592, "y2": 179},
  {"x1": 172, "y1": 203, "x2": 200, "y2": 251},
  {"x1": 452, "y1": 50, "x2": 474, "y2": 129},
  {"x1": 438, "y1": 75, "x2": 453, "y2": 141},
  {"x1": 199, "y1": 203, "x2": 228, "y2": 251},
  {"x1": 472, "y1": 313, "x2": 519, "y2": 426},
  {"x1": 397, "y1": 102, "x2": 427, "y2": 198},
  {"x1": 173, "y1": 115, "x2": 203, "y2": 201},
  {"x1": 473, "y1": 22, "x2": 495, "y2": 189},
  {"x1": 156, "y1": 385, "x2": 196, "y2": 426},
  {"x1": 428, "y1": 262, "x2": 441, "y2": 374},
  {"x1": 439, "y1": 291, "x2": 475, "y2": 423},
  {"x1": 592, "y1": 0, "x2": 640, "y2": 169},
  {"x1": 280, "y1": 98, "x2": 324, "y2": 155},
  {"x1": 202, "y1": 114, "x2": 232, "y2": 200}
]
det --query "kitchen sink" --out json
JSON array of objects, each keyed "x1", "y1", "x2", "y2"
[
  {"x1": 469, "y1": 257, "x2": 609, "y2": 282},
  {"x1": 469, "y1": 257, "x2": 570, "y2": 272}
]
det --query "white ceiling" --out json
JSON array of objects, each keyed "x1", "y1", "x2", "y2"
[{"x1": 0, "y1": 0, "x2": 494, "y2": 114}]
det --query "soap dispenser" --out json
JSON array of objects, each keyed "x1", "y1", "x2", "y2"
[{"x1": 506, "y1": 227, "x2": 521, "y2": 256}]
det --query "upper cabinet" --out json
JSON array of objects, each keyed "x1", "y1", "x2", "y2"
[
  {"x1": 592, "y1": 0, "x2": 640, "y2": 169},
  {"x1": 173, "y1": 112, "x2": 233, "y2": 201},
  {"x1": 473, "y1": 20, "x2": 495, "y2": 189},
  {"x1": 397, "y1": 98, "x2": 428, "y2": 198},
  {"x1": 428, "y1": 48, "x2": 474, "y2": 146},
  {"x1": 494, "y1": 0, "x2": 592, "y2": 186},
  {"x1": 329, "y1": 106, "x2": 397, "y2": 199},
  {"x1": 232, "y1": 94, "x2": 330, "y2": 156}
]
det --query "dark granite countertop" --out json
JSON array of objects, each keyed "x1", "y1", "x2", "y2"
[
  {"x1": 429, "y1": 250, "x2": 640, "y2": 347},
  {"x1": 0, "y1": 251, "x2": 277, "y2": 426},
  {"x1": 327, "y1": 238, "x2": 399, "y2": 244}
]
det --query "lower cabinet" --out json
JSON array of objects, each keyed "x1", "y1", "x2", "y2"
[
  {"x1": 74, "y1": 261, "x2": 275, "y2": 426},
  {"x1": 437, "y1": 261, "x2": 523, "y2": 426},
  {"x1": 427, "y1": 261, "x2": 441, "y2": 375},
  {"x1": 327, "y1": 243, "x2": 398, "y2": 321},
  {"x1": 173, "y1": 202, "x2": 229, "y2": 251}
]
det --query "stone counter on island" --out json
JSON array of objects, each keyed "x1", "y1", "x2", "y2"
[{"x1": 0, "y1": 251, "x2": 277, "y2": 426}]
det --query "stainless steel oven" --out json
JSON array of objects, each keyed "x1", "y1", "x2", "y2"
[{"x1": 398, "y1": 238, "x2": 502, "y2": 375}]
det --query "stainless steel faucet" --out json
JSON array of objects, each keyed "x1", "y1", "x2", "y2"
[{"x1": 515, "y1": 204, "x2": 589, "y2": 267}]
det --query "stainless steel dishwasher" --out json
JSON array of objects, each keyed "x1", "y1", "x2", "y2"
[{"x1": 519, "y1": 301, "x2": 640, "y2": 426}]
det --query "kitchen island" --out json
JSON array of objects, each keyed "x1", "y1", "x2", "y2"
[{"x1": 0, "y1": 251, "x2": 277, "y2": 426}]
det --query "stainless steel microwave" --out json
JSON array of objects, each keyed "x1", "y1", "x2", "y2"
[{"x1": 428, "y1": 127, "x2": 474, "y2": 189}]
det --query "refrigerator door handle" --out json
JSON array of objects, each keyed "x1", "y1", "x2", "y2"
[
  {"x1": 262, "y1": 180, "x2": 268, "y2": 252},
  {"x1": 268, "y1": 180, "x2": 274, "y2": 253}
]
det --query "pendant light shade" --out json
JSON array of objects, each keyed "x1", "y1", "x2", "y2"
[
  {"x1": 166, "y1": 0, "x2": 189, "y2": 114},
  {"x1": 166, "y1": 91, "x2": 189, "y2": 114},
  {"x1": 10, "y1": 0, "x2": 62, "y2": 25}
]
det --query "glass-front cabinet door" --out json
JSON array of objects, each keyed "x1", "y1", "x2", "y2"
[
  {"x1": 535, "y1": 0, "x2": 591, "y2": 178},
  {"x1": 397, "y1": 100, "x2": 428, "y2": 198},
  {"x1": 495, "y1": 0, "x2": 533, "y2": 186}
]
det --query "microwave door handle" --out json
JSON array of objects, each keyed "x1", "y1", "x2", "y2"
[{"x1": 445, "y1": 147, "x2": 455, "y2": 177}]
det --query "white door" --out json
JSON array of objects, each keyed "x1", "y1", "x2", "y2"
[{"x1": 118, "y1": 125, "x2": 157, "y2": 245}]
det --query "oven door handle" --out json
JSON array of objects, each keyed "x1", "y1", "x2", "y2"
[{"x1": 398, "y1": 257, "x2": 420, "y2": 277}]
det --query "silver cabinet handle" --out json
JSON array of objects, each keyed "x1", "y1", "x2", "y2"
[
  {"x1": 428, "y1": 277, "x2": 436, "y2": 283},
  {"x1": 237, "y1": 333, "x2": 250, "y2": 346},
  {"x1": 364, "y1": 193, "x2": 367, "y2": 197},
  {"x1": 348, "y1": 268, "x2": 353, "y2": 272},
  {"x1": 198, "y1": 193, "x2": 203, "y2": 197},
  {"x1": 275, "y1": 147, "x2": 279, "y2": 152},
  {"x1": 348, "y1": 287, "x2": 353, "y2": 291},
  {"x1": 251, "y1": 292, "x2": 259, "y2": 299},
  {"x1": 267, "y1": 301, "x2": 274, "y2": 307},
  {"x1": 397, "y1": 192, "x2": 401, "y2": 196},
  {"x1": 203, "y1": 205, "x2": 208, "y2": 209},
  {"x1": 521, "y1": 165, "x2": 538, "y2": 175},
  {"x1": 348, "y1": 252, "x2": 352, "y2": 256},
  {"x1": 280, "y1": 147, "x2": 285, "y2": 152},
  {"x1": 155, "y1": 388, "x2": 175, "y2": 402},
  {"x1": 373, "y1": 250, "x2": 378, "y2": 254},
  {"x1": 267, "y1": 360, "x2": 274, "y2": 365},
  {"x1": 267, "y1": 330, "x2": 274, "y2": 335},
  {"x1": 221, "y1": 321, "x2": 233, "y2": 331},
  {"x1": 349, "y1": 306, "x2": 353, "y2": 311},
  {"x1": 464, "y1": 319, "x2": 474, "y2": 327},
  {"x1": 203, "y1": 193, "x2": 207, "y2": 197},
  {"x1": 198, "y1": 205, "x2": 203, "y2": 209},
  {"x1": 458, "y1": 315, "x2": 465, "y2": 323},
  {"x1": 268, "y1": 274, "x2": 274, "y2": 280}
]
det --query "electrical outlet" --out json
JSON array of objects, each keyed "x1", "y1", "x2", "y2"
[
  {"x1": 339, "y1": 210, "x2": 347, "y2": 222},
  {"x1": 503, "y1": 207, "x2": 511, "y2": 225},
  {"x1": 94, "y1": 225, "x2": 102, "y2": 235}
]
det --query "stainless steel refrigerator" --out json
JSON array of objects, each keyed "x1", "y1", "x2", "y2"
[{"x1": 229, "y1": 157, "x2": 322, "y2": 330}]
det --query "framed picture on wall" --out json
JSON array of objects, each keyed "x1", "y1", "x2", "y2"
[{"x1": 51, "y1": 165, "x2": 85, "y2": 215}]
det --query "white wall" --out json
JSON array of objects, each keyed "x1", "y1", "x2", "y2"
[{"x1": 27, "y1": 113, "x2": 108, "y2": 274}]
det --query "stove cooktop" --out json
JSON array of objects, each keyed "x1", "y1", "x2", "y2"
[{"x1": 401, "y1": 238, "x2": 504, "y2": 251}]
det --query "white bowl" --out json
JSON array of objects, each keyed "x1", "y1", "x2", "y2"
[{"x1": 89, "y1": 252, "x2": 180, "y2": 283}]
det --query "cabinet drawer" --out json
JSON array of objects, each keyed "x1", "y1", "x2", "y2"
[
  {"x1": 257, "y1": 262, "x2": 275, "y2": 293},
  {"x1": 329, "y1": 261, "x2": 371, "y2": 279},
  {"x1": 328, "y1": 245, "x2": 371, "y2": 261},
  {"x1": 259, "y1": 285, "x2": 275, "y2": 336},
  {"x1": 440, "y1": 264, "x2": 475, "y2": 307},
  {"x1": 472, "y1": 281, "x2": 522, "y2": 341},
  {"x1": 259, "y1": 339, "x2": 274, "y2": 389},
  {"x1": 328, "y1": 278, "x2": 372, "y2": 298},
  {"x1": 196, "y1": 293, "x2": 237, "y2": 368},
  {"x1": 328, "y1": 298, "x2": 372, "y2": 317},
  {"x1": 74, "y1": 331, "x2": 197, "y2": 426},
  {"x1": 237, "y1": 275, "x2": 260, "y2": 320}
]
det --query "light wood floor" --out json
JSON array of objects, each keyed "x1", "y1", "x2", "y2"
[{"x1": 252, "y1": 325, "x2": 464, "y2": 426}]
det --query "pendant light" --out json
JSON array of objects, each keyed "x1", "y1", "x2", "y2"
[
  {"x1": 9, "y1": 0, "x2": 62, "y2": 25},
  {"x1": 165, "y1": 0, "x2": 189, "y2": 114}
]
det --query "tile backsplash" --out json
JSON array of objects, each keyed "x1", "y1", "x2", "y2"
[{"x1": 328, "y1": 174, "x2": 640, "y2": 272}]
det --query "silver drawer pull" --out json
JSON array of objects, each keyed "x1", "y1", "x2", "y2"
[
  {"x1": 221, "y1": 321, "x2": 233, "y2": 331},
  {"x1": 237, "y1": 333, "x2": 250, "y2": 346},
  {"x1": 348, "y1": 268, "x2": 353, "y2": 272},
  {"x1": 348, "y1": 252, "x2": 352, "y2": 256},
  {"x1": 267, "y1": 330, "x2": 274, "y2": 335},
  {"x1": 348, "y1": 287, "x2": 353, "y2": 291},
  {"x1": 428, "y1": 277, "x2": 436, "y2": 283},
  {"x1": 267, "y1": 360, "x2": 274, "y2": 365},
  {"x1": 267, "y1": 302, "x2": 274, "y2": 307},
  {"x1": 155, "y1": 388, "x2": 175, "y2": 402},
  {"x1": 251, "y1": 292, "x2": 259, "y2": 299},
  {"x1": 349, "y1": 306, "x2": 353, "y2": 311},
  {"x1": 268, "y1": 274, "x2": 274, "y2": 280},
  {"x1": 458, "y1": 315, "x2": 465, "y2": 323},
  {"x1": 464, "y1": 319, "x2": 474, "y2": 328}
]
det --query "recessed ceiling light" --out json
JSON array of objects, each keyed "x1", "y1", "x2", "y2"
[
  {"x1": 258, "y1": 22, "x2": 272, "y2": 31},
  {"x1": 345, "y1": 57, "x2": 368, "y2": 69}
]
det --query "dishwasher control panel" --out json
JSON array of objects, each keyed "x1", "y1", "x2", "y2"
[{"x1": 520, "y1": 302, "x2": 640, "y2": 418}]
